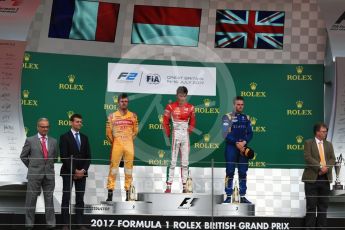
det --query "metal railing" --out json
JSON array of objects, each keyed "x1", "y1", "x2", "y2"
[{"x1": 0, "y1": 156, "x2": 344, "y2": 229}]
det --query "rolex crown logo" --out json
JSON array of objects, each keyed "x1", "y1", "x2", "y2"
[
  {"x1": 158, "y1": 150, "x2": 165, "y2": 158},
  {"x1": 250, "y1": 82, "x2": 257, "y2": 91},
  {"x1": 67, "y1": 74, "x2": 76, "y2": 84},
  {"x1": 24, "y1": 53, "x2": 30, "y2": 62},
  {"x1": 296, "y1": 135, "x2": 303, "y2": 144},
  {"x1": 158, "y1": 114, "x2": 163, "y2": 124},
  {"x1": 203, "y1": 133, "x2": 210, "y2": 143},
  {"x1": 67, "y1": 111, "x2": 74, "y2": 119},
  {"x1": 296, "y1": 100, "x2": 303, "y2": 109},
  {"x1": 250, "y1": 117, "x2": 257, "y2": 126},
  {"x1": 112, "y1": 96, "x2": 118, "y2": 104},
  {"x1": 22, "y1": 90, "x2": 29, "y2": 98},
  {"x1": 203, "y1": 98, "x2": 211, "y2": 108},
  {"x1": 296, "y1": 66, "x2": 303, "y2": 74},
  {"x1": 24, "y1": 127, "x2": 29, "y2": 136}
]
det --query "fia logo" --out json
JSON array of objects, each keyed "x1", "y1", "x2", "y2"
[
  {"x1": 178, "y1": 198, "x2": 199, "y2": 209},
  {"x1": 146, "y1": 74, "x2": 161, "y2": 84}
]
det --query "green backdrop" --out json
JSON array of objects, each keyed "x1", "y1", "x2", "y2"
[{"x1": 21, "y1": 52, "x2": 323, "y2": 168}]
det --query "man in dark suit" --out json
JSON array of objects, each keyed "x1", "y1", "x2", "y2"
[
  {"x1": 20, "y1": 118, "x2": 58, "y2": 230},
  {"x1": 59, "y1": 114, "x2": 91, "y2": 230},
  {"x1": 302, "y1": 122, "x2": 336, "y2": 230}
]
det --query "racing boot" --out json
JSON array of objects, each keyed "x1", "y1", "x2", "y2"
[{"x1": 106, "y1": 189, "x2": 113, "y2": 201}]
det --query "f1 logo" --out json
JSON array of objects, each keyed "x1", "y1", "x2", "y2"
[
  {"x1": 335, "y1": 11, "x2": 345, "y2": 24},
  {"x1": 117, "y1": 72, "x2": 138, "y2": 81},
  {"x1": 178, "y1": 198, "x2": 199, "y2": 209}
]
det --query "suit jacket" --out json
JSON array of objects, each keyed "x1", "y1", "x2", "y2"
[
  {"x1": 59, "y1": 130, "x2": 91, "y2": 176},
  {"x1": 302, "y1": 138, "x2": 336, "y2": 183},
  {"x1": 20, "y1": 134, "x2": 58, "y2": 180}
]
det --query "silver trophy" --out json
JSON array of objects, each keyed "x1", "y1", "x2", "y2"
[
  {"x1": 231, "y1": 179, "x2": 240, "y2": 203},
  {"x1": 333, "y1": 154, "x2": 344, "y2": 190}
]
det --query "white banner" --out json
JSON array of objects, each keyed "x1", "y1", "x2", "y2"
[
  {"x1": 0, "y1": 40, "x2": 27, "y2": 183},
  {"x1": 107, "y1": 63, "x2": 216, "y2": 96},
  {"x1": 317, "y1": 0, "x2": 345, "y2": 57},
  {"x1": 331, "y1": 57, "x2": 345, "y2": 183},
  {"x1": 0, "y1": 0, "x2": 41, "y2": 41},
  {"x1": 0, "y1": 0, "x2": 40, "y2": 183}
]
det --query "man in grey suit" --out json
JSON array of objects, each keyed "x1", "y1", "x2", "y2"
[
  {"x1": 302, "y1": 122, "x2": 336, "y2": 230},
  {"x1": 20, "y1": 118, "x2": 58, "y2": 230}
]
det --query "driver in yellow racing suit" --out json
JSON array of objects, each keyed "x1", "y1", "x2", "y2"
[{"x1": 106, "y1": 93, "x2": 138, "y2": 201}]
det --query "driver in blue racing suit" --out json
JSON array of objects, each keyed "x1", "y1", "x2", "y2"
[{"x1": 222, "y1": 96, "x2": 253, "y2": 203}]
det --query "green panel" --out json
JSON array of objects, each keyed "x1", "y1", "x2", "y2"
[{"x1": 21, "y1": 52, "x2": 323, "y2": 169}]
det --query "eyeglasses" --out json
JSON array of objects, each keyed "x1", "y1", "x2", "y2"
[{"x1": 39, "y1": 126, "x2": 50, "y2": 129}]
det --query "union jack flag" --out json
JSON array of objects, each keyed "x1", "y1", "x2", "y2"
[{"x1": 215, "y1": 10, "x2": 285, "y2": 49}]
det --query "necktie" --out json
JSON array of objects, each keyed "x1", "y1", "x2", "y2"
[
  {"x1": 41, "y1": 136, "x2": 48, "y2": 160},
  {"x1": 318, "y1": 142, "x2": 326, "y2": 167},
  {"x1": 75, "y1": 133, "x2": 81, "y2": 151}
]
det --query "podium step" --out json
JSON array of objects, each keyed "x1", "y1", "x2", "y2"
[
  {"x1": 138, "y1": 192, "x2": 223, "y2": 216},
  {"x1": 84, "y1": 193, "x2": 256, "y2": 216},
  {"x1": 215, "y1": 203, "x2": 255, "y2": 216}
]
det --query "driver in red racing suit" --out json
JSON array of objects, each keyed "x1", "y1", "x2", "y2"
[{"x1": 163, "y1": 86, "x2": 196, "y2": 193}]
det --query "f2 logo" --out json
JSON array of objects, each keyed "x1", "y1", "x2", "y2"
[
  {"x1": 178, "y1": 198, "x2": 199, "y2": 209},
  {"x1": 117, "y1": 72, "x2": 138, "y2": 81}
]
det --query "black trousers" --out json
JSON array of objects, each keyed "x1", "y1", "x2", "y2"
[
  {"x1": 304, "y1": 175, "x2": 330, "y2": 230},
  {"x1": 61, "y1": 176, "x2": 86, "y2": 225}
]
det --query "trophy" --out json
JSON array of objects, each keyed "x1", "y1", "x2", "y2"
[
  {"x1": 185, "y1": 171, "x2": 193, "y2": 193},
  {"x1": 231, "y1": 179, "x2": 240, "y2": 203},
  {"x1": 333, "y1": 154, "x2": 344, "y2": 190},
  {"x1": 128, "y1": 184, "x2": 137, "y2": 201}
]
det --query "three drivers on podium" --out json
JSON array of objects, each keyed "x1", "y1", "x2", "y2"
[{"x1": 21, "y1": 87, "x2": 336, "y2": 230}]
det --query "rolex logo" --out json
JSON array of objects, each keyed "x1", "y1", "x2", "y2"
[
  {"x1": 158, "y1": 150, "x2": 165, "y2": 158},
  {"x1": 296, "y1": 66, "x2": 303, "y2": 74},
  {"x1": 203, "y1": 98, "x2": 211, "y2": 108},
  {"x1": 296, "y1": 135, "x2": 304, "y2": 144},
  {"x1": 22, "y1": 53, "x2": 39, "y2": 70},
  {"x1": 24, "y1": 53, "x2": 30, "y2": 62},
  {"x1": 59, "y1": 74, "x2": 84, "y2": 91},
  {"x1": 250, "y1": 117, "x2": 267, "y2": 133},
  {"x1": 250, "y1": 117, "x2": 257, "y2": 126},
  {"x1": 112, "y1": 96, "x2": 118, "y2": 104},
  {"x1": 21, "y1": 90, "x2": 38, "y2": 106},
  {"x1": 240, "y1": 82, "x2": 266, "y2": 97},
  {"x1": 287, "y1": 135, "x2": 304, "y2": 150},
  {"x1": 104, "y1": 96, "x2": 118, "y2": 111},
  {"x1": 22, "y1": 90, "x2": 29, "y2": 98},
  {"x1": 24, "y1": 127, "x2": 29, "y2": 136},
  {"x1": 67, "y1": 111, "x2": 74, "y2": 119},
  {"x1": 158, "y1": 114, "x2": 163, "y2": 124},
  {"x1": 58, "y1": 111, "x2": 74, "y2": 126},
  {"x1": 287, "y1": 100, "x2": 312, "y2": 116},
  {"x1": 250, "y1": 82, "x2": 257, "y2": 91},
  {"x1": 68, "y1": 74, "x2": 76, "y2": 84},
  {"x1": 194, "y1": 133, "x2": 219, "y2": 149},
  {"x1": 203, "y1": 134, "x2": 210, "y2": 143},
  {"x1": 296, "y1": 100, "x2": 303, "y2": 109}
]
